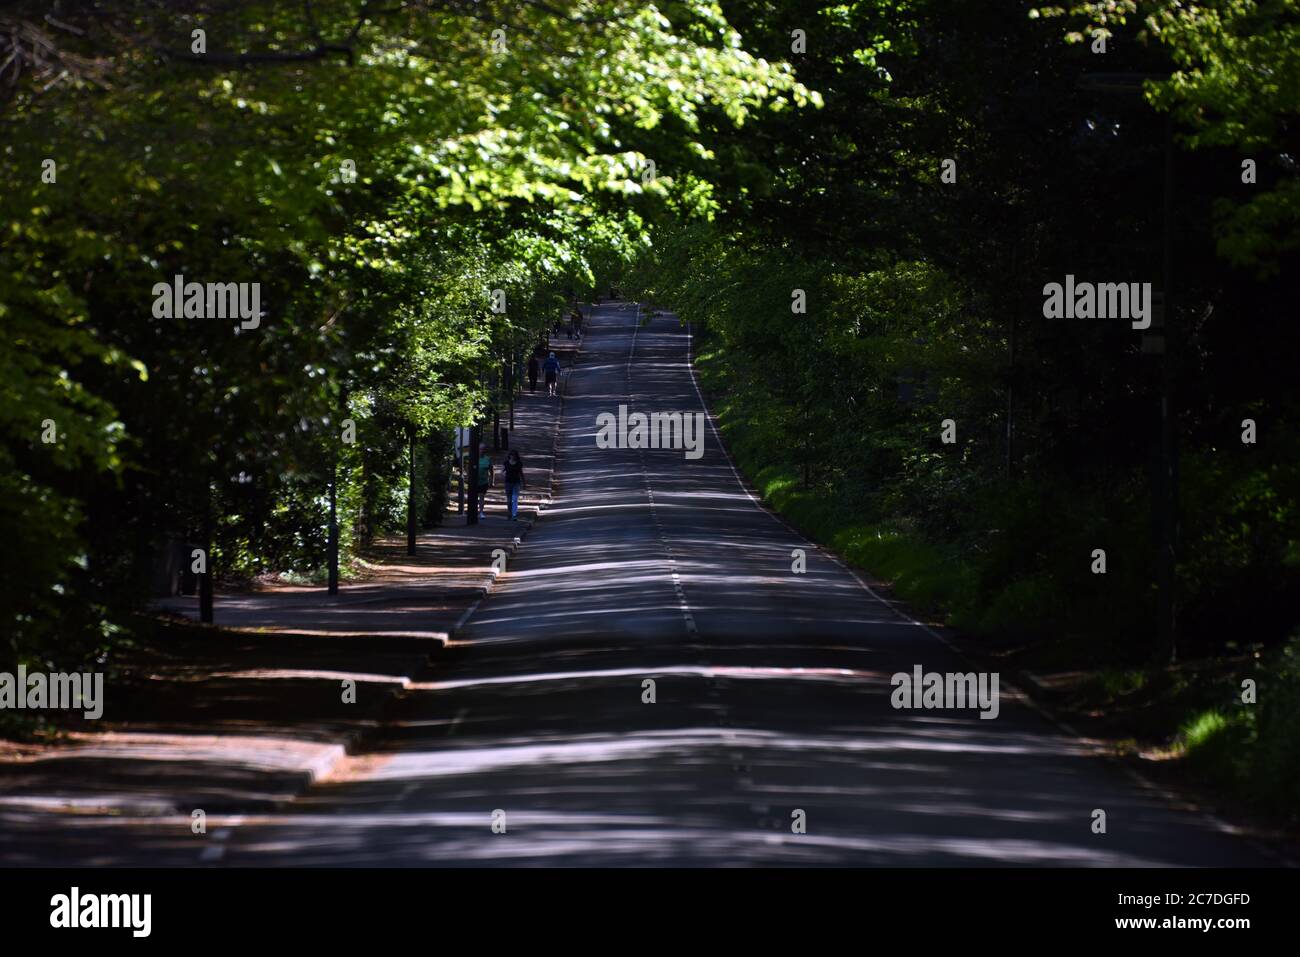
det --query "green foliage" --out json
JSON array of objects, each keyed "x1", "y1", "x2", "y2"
[
  {"x1": 1174, "y1": 636, "x2": 1300, "y2": 816},
  {"x1": 4, "y1": 0, "x2": 1298, "y2": 701},
  {"x1": 1251, "y1": 636, "x2": 1300, "y2": 811},
  {"x1": 1034, "y1": 0, "x2": 1300, "y2": 274},
  {"x1": 631, "y1": 0, "x2": 1300, "y2": 670},
  {"x1": 0, "y1": 0, "x2": 815, "y2": 663},
  {"x1": 1179, "y1": 707, "x2": 1234, "y2": 756}
]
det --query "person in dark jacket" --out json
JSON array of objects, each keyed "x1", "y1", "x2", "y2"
[
  {"x1": 527, "y1": 354, "x2": 540, "y2": 393},
  {"x1": 502, "y1": 449, "x2": 526, "y2": 520},
  {"x1": 476, "y1": 450, "x2": 493, "y2": 520}
]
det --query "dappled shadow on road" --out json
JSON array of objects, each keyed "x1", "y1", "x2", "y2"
[
  {"x1": 0, "y1": 305, "x2": 1271, "y2": 868},
  {"x1": 167, "y1": 304, "x2": 1251, "y2": 868},
  {"x1": 118, "y1": 632, "x2": 1258, "y2": 867},
  {"x1": 457, "y1": 306, "x2": 915, "y2": 648},
  {"x1": 0, "y1": 655, "x2": 1265, "y2": 865},
  {"x1": 187, "y1": 305, "x2": 1254, "y2": 868}
]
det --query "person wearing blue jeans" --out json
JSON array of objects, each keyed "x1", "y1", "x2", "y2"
[{"x1": 502, "y1": 449, "x2": 526, "y2": 520}]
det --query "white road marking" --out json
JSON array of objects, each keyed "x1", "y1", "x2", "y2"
[
  {"x1": 197, "y1": 814, "x2": 245, "y2": 863},
  {"x1": 629, "y1": 303, "x2": 698, "y2": 637},
  {"x1": 448, "y1": 706, "x2": 468, "y2": 736}
]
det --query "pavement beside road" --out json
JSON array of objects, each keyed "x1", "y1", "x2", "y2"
[
  {"x1": 154, "y1": 338, "x2": 581, "y2": 640},
  {"x1": 0, "y1": 334, "x2": 585, "y2": 839}
]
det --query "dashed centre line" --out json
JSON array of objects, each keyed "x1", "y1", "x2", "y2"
[{"x1": 627, "y1": 302, "x2": 698, "y2": 637}]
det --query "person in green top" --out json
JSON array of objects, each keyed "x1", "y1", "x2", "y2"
[{"x1": 476, "y1": 451, "x2": 493, "y2": 520}]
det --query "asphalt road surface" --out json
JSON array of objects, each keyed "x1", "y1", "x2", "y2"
[{"x1": 9, "y1": 302, "x2": 1279, "y2": 866}]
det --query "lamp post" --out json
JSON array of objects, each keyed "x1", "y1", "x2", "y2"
[
  {"x1": 199, "y1": 495, "x2": 213, "y2": 623},
  {"x1": 327, "y1": 383, "x2": 348, "y2": 595},
  {"x1": 467, "y1": 421, "x2": 482, "y2": 526}
]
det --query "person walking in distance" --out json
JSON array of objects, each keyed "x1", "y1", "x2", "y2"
[
  {"x1": 527, "y1": 353, "x2": 540, "y2": 393},
  {"x1": 502, "y1": 449, "x2": 526, "y2": 521},
  {"x1": 476, "y1": 449, "x2": 493, "y2": 520},
  {"x1": 572, "y1": 305, "x2": 584, "y2": 340},
  {"x1": 543, "y1": 351, "x2": 561, "y2": 397}
]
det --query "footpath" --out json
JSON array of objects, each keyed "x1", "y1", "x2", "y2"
[{"x1": 0, "y1": 331, "x2": 587, "y2": 839}]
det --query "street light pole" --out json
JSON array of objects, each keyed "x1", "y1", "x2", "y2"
[
  {"x1": 406, "y1": 424, "x2": 417, "y2": 556},
  {"x1": 467, "y1": 422, "x2": 481, "y2": 526},
  {"x1": 328, "y1": 384, "x2": 347, "y2": 596},
  {"x1": 328, "y1": 457, "x2": 338, "y2": 594},
  {"x1": 199, "y1": 490, "x2": 213, "y2": 623}
]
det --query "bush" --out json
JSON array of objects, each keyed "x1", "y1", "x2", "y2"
[{"x1": 1251, "y1": 635, "x2": 1300, "y2": 814}]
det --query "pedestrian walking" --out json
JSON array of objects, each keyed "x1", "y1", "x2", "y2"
[
  {"x1": 543, "y1": 351, "x2": 561, "y2": 397},
  {"x1": 572, "y1": 306, "x2": 584, "y2": 339},
  {"x1": 527, "y1": 354, "x2": 540, "y2": 393},
  {"x1": 502, "y1": 449, "x2": 525, "y2": 521},
  {"x1": 476, "y1": 450, "x2": 493, "y2": 519}
]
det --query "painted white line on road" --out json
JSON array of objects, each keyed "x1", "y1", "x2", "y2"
[
  {"x1": 198, "y1": 814, "x2": 245, "y2": 864},
  {"x1": 628, "y1": 300, "x2": 641, "y2": 377},
  {"x1": 631, "y1": 303, "x2": 698, "y2": 638},
  {"x1": 682, "y1": 321, "x2": 956, "y2": 651},
  {"x1": 448, "y1": 706, "x2": 468, "y2": 736},
  {"x1": 452, "y1": 595, "x2": 484, "y2": 634}
]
